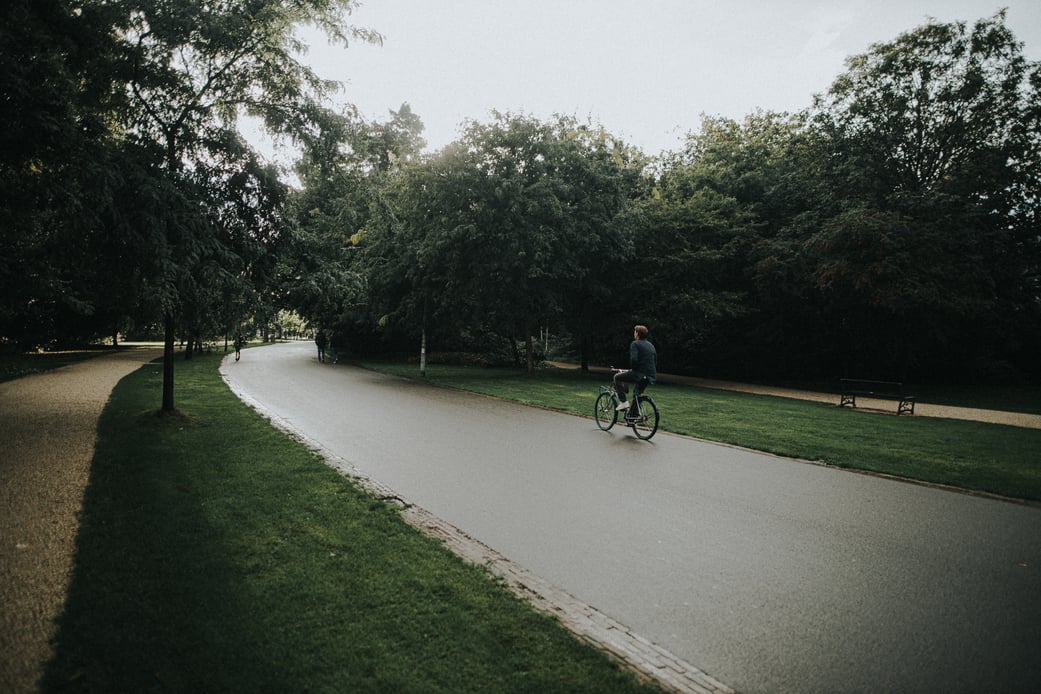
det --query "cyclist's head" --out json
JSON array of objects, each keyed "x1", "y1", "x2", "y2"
[{"x1": 634, "y1": 325, "x2": 649, "y2": 338}]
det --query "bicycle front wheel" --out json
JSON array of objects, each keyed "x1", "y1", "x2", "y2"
[
  {"x1": 594, "y1": 391, "x2": 618, "y2": 431},
  {"x1": 630, "y1": 395, "x2": 659, "y2": 440}
]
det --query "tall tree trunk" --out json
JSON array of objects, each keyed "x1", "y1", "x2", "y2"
[
  {"x1": 420, "y1": 328, "x2": 427, "y2": 377},
  {"x1": 420, "y1": 300, "x2": 428, "y2": 377},
  {"x1": 162, "y1": 312, "x2": 175, "y2": 413}
]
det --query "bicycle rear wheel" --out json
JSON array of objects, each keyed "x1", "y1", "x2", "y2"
[
  {"x1": 594, "y1": 391, "x2": 618, "y2": 430},
  {"x1": 630, "y1": 395, "x2": 659, "y2": 440}
]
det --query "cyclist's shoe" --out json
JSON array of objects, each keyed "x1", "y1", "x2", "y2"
[{"x1": 615, "y1": 401, "x2": 630, "y2": 411}]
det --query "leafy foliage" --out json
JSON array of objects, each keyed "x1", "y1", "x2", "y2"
[
  {"x1": 3, "y1": 6, "x2": 1039, "y2": 386},
  {"x1": 808, "y1": 11, "x2": 1041, "y2": 379},
  {"x1": 361, "y1": 113, "x2": 645, "y2": 371}
]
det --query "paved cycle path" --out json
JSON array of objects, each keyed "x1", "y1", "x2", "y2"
[{"x1": 222, "y1": 342, "x2": 1041, "y2": 694}]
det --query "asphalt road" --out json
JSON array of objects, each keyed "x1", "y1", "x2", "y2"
[{"x1": 222, "y1": 341, "x2": 1041, "y2": 693}]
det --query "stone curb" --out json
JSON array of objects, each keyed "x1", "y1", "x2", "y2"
[
  {"x1": 339, "y1": 460, "x2": 735, "y2": 694},
  {"x1": 397, "y1": 501, "x2": 735, "y2": 694}
]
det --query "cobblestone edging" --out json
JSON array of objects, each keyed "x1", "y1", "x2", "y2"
[
  {"x1": 344, "y1": 465, "x2": 735, "y2": 694},
  {"x1": 396, "y1": 500, "x2": 736, "y2": 694},
  {"x1": 224, "y1": 373, "x2": 736, "y2": 694}
]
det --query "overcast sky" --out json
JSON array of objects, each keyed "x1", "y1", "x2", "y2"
[{"x1": 267, "y1": 0, "x2": 1041, "y2": 159}]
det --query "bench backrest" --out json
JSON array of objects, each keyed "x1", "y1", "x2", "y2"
[{"x1": 840, "y1": 378, "x2": 903, "y2": 394}]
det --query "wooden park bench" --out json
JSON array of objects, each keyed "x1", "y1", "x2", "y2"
[{"x1": 839, "y1": 379, "x2": 915, "y2": 416}]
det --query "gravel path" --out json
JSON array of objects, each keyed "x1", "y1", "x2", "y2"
[
  {"x1": 667, "y1": 374, "x2": 1041, "y2": 428},
  {"x1": 0, "y1": 349, "x2": 161, "y2": 694}
]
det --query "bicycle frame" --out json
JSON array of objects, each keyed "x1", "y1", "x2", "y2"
[{"x1": 595, "y1": 378, "x2": 659, "y2": 440}]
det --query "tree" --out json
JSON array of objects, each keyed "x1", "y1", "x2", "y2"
[
  {"x1": 354, "y1": 102, "x2": 427, "y2": 173},
  {"x1": 635, "y1": 112, "x2": 812, "y2": 376},
  {"x1": 363, "y1": 113, "x2": 642, "y2": 373},
  {"x1": 0, "y1": 0, "x2": 129, "y2": 347},
  {"x1": 810, "y1": 11, "x2": 1041, "y2": 379},
  {"x1": 109, "y1": 0, "x2": 380, "y2": 411},
  {"x1": 817, "y1": 11, "x2": 1037, "y2": 206},
  {"x1": 177, "y1": 135, "x2": 289, "y2": 358},
  {"x1": 281, "y1": 103, "x2": 426, "y2": 359}
]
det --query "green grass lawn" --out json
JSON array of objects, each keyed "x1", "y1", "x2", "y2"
[
  {"x1": 43, "y1": 353, "x2": 658, "y2": 693},
  {"x1": 360, "y1": 361, "x2": 1041, "y2": 503}
]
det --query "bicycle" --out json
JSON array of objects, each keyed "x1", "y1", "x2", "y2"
[{"x1": 594, "y1": 370, "x2": 660, "y2": 440}]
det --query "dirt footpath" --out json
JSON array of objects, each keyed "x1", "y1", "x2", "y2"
[
  {"x1": 0, "y1": 349, "x2": 161, "y2": 694},
  {"x1": 667, "y1": 374, "x2": 1041, "y2": 429}
]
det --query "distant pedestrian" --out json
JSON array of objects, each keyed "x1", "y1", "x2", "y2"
[
  {"x1": 234, "y1": 331, "x2": 245, "y2": 361},
  {"x1": 329, "y1": 331, "x2": 344, "y2": 364},
  {"x1": 315, "y1": 330, "x2": 327, "y2": 363}
]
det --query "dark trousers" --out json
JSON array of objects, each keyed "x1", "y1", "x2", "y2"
[{"x1": 613, "y1": 370, "x2": 648, "y2": 402}]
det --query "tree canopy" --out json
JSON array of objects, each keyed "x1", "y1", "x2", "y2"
[
  {"x1": 358, "y1": 113, "x2": 644, "y2": 372},
  {"x1": 3, "y1": 7, "x2": 1039, "y2": 388},
  {"x1": 0, "y1": 0, "x2": 380, "y2": 410}
]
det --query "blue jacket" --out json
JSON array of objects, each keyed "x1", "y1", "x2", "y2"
[{"x1": 630, "y1": 339, "x2": 657, "y2": 383}]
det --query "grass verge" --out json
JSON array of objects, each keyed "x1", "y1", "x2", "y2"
[
  {"x1": 359, "y1": 361, "x2": 1041, "y2": 503},
  {"x1": 43, "y1": 353, "x2": 658, "y2": 693}
]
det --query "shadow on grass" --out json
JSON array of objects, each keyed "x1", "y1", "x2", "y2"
[{"x1": 42, "y1": 411, "x2": 296, "y2": 690}]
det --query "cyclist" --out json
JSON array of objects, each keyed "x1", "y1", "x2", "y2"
[{"x1": 614, "y1": 324, "x2": 657, "y2": 411}]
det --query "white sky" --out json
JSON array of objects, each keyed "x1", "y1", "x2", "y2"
[{"x1": 268, "y1": 0, "x2": 1041, "y2": 159}]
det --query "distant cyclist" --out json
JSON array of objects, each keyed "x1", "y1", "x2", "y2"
[{"x1": 614, "y1": 325, "x2": 657, "y2": 411}]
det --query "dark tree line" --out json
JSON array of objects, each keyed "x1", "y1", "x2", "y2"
[
  {"x1": 291, "y1": 12, "x2": 1040, "y2": 384},
  {"x1": 3, "y1": 6, "x2": 1039, "y2": 398},
  {"x1": 1, "y1": 0, "x2": 377, "y2": 411}
]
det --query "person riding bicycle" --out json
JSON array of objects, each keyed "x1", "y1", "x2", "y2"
[{"x1": 614, "y1": 324, "x2": 657, "y2": 412}]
